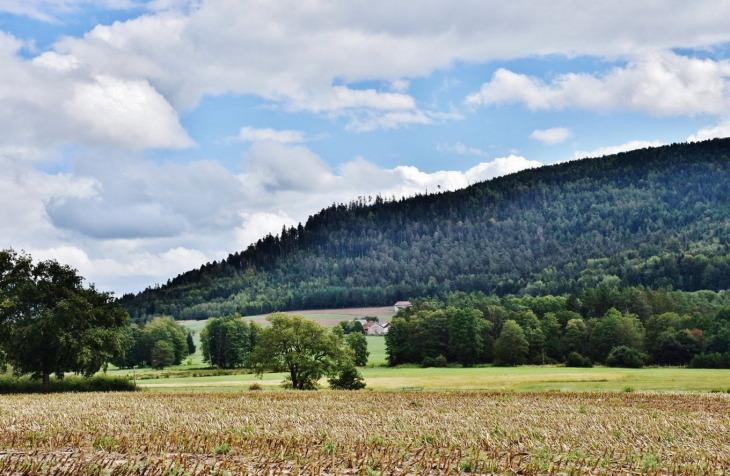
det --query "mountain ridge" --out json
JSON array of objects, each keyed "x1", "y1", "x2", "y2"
[{"x1": 120, "y1": 138, "x2": 730, "y2": 322}]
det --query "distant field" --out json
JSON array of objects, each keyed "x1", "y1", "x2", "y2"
[
  {"x1": 3, "y1": 390, "x2": 730, "y2": 474},
  {"x1": 177, "y1": 306, "x2": 395, "y2": 333},
  {"x1": 132, "y1": 365, "x2": 730, "y2": 393},
  {"x1": 241, "y1": 306, "x2": 396, "y2": 327},
  {"x1": 366, "y1": 335, "x2": 387, "y2": 365}
]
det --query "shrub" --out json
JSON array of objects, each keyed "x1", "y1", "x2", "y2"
[
  {"x1": 0, "y1": 375, "x2": 136, "y2": 394},
  {"x1": 606, "y1": 346, "x2": 644, "y2": 368},
  {"x1": 328, "y1": 366, "x2": 366, "y2": 390},
  {"x1": 690, "y1": 352, "x2": 729, "y2": 369},
  {"x1": 422, "y1": 355, "x2": 448, "y2": 368},
  {"x1": 565, "y1": 352, "x2": 593, "y2": 368}
]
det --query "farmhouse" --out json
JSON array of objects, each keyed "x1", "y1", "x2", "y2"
[
  {"x1": 363, "y1": 321, "x2": 388, "y2": 335},
  {"x1": 394, "y1": 301, "x2": 412, "y2": 312}
]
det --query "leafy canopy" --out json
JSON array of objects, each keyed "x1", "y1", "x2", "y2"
[
  {"x1": 200, "y1": 314, "x2": 259, "y2": 369},
  {"x1": 0, "y1": 249, "x2": 128, "y2": 389},
  {"x1": 248, "y1": 313, "x2": 349, "y2": 390}
]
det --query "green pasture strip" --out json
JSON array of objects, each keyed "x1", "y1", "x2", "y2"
[
  {"x1": 132, "y1": 366, "x2": 730, "y2": 393},
  {"x1": 366, "y1": 336, "x2": 387, "y2": 366}
]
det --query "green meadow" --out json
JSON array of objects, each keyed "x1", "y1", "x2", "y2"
[{"x1": 118, "y1": 365, "x2": 730, "y2": 393}]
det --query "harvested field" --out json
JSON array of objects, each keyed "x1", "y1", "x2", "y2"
[
  {"x1": 242, "y1": 307, "x2": 396, "y2": 327},
  {"x1": 1, "y1": 391, "x2": 729, "y2": 474}
]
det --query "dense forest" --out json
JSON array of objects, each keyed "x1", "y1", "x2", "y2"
[
  {"x1": 121, "y1": 138, "x2": 730, "y2": 322},
  {"x1": 385, "y1": 287, "x2": 730, "y2": 368}
]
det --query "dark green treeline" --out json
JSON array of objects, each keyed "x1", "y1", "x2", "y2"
[{"x1": 385, "y1": 287, "x2": 730, "y2": 368}]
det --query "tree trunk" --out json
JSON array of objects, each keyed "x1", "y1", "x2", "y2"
[
  {"x1": 291, "y1": 372, "x2": 298, "y2": 389},
  {"x1": 42, "y1": 371, "x2": 50, "y2": 392}
]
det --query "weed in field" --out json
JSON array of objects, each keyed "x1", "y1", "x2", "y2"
[
  {"x1": 92, "y1": 435, "x2": 117, "y2": 452},
  {"x1": 214, "y1": 443, "x2": 231, "y2": 455}
]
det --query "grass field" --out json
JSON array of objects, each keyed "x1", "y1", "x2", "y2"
[
  {"x1": 2, "y1": 390, "x2": 730, "y2": 474},
  {"x1": 129, "y1": 365, "x2": 730, "y2": 393}
]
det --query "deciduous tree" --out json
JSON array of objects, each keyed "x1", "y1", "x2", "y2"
[
  {"x1": 249, "y1": 313, "x2": 347, "y2": 389},
  {"x1": 346, "y1": 332, "x2": 369, "y2": 366},
  {"x1": 494, "y1": 320, "x2": 529, "y2": 366},
  {"x1": 0, "y1": 249, "x2": 128, "y2": 391}
]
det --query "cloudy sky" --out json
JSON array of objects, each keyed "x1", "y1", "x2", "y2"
[{"x1": 2, "y1": 0, "x2": 730, "y2": 294}]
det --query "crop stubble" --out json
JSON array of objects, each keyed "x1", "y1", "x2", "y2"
[{"x1": 0, "y1": 391, "x2": 728, "y2": 475}]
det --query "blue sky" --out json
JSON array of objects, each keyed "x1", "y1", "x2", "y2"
[{"x1": 2, "y1": 1, "x2": 730, "y2": 294}]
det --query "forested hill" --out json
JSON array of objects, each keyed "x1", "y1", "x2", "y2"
[{"x1": 120, "y1": 138, "x2": 730, "y2": 322}]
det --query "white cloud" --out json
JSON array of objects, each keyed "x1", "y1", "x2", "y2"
[
  {"x1": 235, "y1": 211, "x2": 297, "y2": 253},
  {"x1": 30, "y1": 245, "x2": 210, "y2": 288},
  {"x1": 570, "y1": 140, "x2": 663, "y2": 161},
  {"x1": 4, "y1": 2, "x2": 730, "y2": 143},
  {"x1": 391, "y1": 155, "x2": 541, "y2": 191},
  {"x1": 238, "y1": 127, "x2": 306, "y2": 144},
  {"x1": 466, "y1": 51, "x2": 730, "y2": 117},
  {"x1": 51, "y1": 2, "x2": 730, "y2": 109},
  {"x1": 29, "y1": 1, "x2": 730, "y2": 135},
  {"x1": 390, "y1": 79, "x2": 410, "y2": 92},
  {"x1": 0, "y1": 34, "x2": 193, "y2": 150},
  {"x1": 530, "y1": 127, "x2": 572, "y2": 145},
  {"x1": 437, "y1": 142, "x2": 489, "y2": 157},
  {"x1": 3, "y1": 144, "x2": 540, "y2": 293},
  {"x1": 65, "y1": 75, "x2": 193, "y2": 149},
  {"x1": 688, "y1": 119, "x2": 730, "y2": 142}
]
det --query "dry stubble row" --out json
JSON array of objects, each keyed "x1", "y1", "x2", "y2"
[{"x1": 0, "y1": 390, "x2": 729, "y2": 475}]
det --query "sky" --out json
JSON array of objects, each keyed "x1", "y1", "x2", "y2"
[{"x1": 3, "y1": 1, "x2": 730, "y2": 295}]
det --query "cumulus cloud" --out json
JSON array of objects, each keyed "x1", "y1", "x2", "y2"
[
  {"x1": 530, "y1": 127, "x2": 572, "y2": 145},
  {"x1": 0, "y1": 34, "x2": 193, "y2": 150},
  {"x1": 437, "y1": 142, "x2": 489, "y2": 157},
  {"x1": 26, "y1": 1, "x2": 730, "y2": 134},
  {"x1": 237, "y1": 127, "x2": 306, "y2": 144},
  {"x1": 0, "y1": 147, "x2": 97, "y2": 247},
  {"x1": 688, "y1": 119, "x2": 730, "y2": 142},
  {"x1": 466, "y1": 51, "x2": 730, "y2": 116},
  {"x1": 3, "y1": 2, "x2": 730, "y2": 143},
  {"x1": 50, "y1": 2, "x2": 730, "y2": 107},
  {"x1": 29, "y1": 245, "x2": 210, "y2": 288},
  {"x1": 2, "y1": 144, "x2": 540, "y2": 292},
  {"x1": 65, "y1": 75, "x2": 193, "y2": 149}
]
